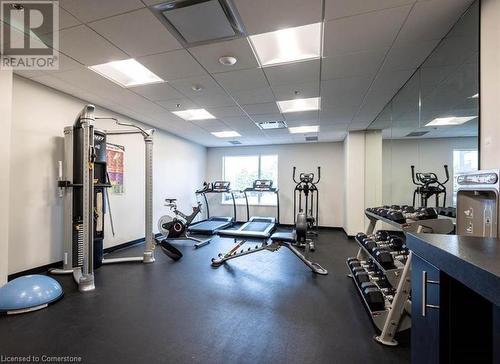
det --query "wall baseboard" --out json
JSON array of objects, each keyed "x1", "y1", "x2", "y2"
[{"x1": 6, "y1": 235, "x2": 161, "y2": 281}]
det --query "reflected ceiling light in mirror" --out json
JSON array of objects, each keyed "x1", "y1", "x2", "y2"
[
  {"x1": 426, "y1": 116, "x2": 476, "y2": 126},
  {"x1": 89, "y1": 59, "x2": 163, "y2": 87},
  {"x1": 469, "y1": 93, "x2": 479, "y2": 99},
  {"x1": 211, "y1": 131, "x2": 241, "y2": 138},
  {"x1": 172, "y1": 109, "x2": 215, "y2": 120},
  {"x1": 277, "y1": 97, "x2": 320, "y2": 113},
  {"x1": 289, "y1": 125, "x2": 319, "y2": 134},
  {"x1": 249, "y1": 23, "x2": 322, "y2": 67}
]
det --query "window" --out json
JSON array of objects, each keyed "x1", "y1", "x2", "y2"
[
  {"x1": 222, "y1": 155, "x2": 278, "y2": 205},
  {"x1": 452, "y1": 149, "x2": 478, "y2": 205}
]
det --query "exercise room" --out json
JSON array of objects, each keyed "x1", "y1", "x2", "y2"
[{"x1": 0, "y1": 0, "x2": 498, "y2": 363}]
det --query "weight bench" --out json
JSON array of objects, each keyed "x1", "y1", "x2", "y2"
[{"x1": 211, "y1": 231, "x2": 328, "y2": 275}]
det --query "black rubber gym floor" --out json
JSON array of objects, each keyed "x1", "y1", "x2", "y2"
[{"x1": 0, "y1": 229, "x2": 409, "y2": 364}]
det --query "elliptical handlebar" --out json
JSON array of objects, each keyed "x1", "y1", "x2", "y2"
[
  {"x1": 315, "y1": 166, "x2": 321, "y2": 184},
  {"x1": 411, "y1": 165, "x2": 421, "y2": 186},
  {"x1": 443, "y1": 164, "x2": 450, "y2": 184},
  {"x1": 292, "y1": 166, "x2": 299, "y2": 184}
]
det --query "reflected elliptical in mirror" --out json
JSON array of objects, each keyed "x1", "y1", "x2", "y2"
[{"x1": 368, "y1": 1, "x2": 479, "y2": 211}]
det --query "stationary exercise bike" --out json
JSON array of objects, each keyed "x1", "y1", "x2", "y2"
[
  {"x1": 157, "y1": 196, "x2": 211, "y2": 260},
  {"x1": 293, "y1": 166, "x2": 321, "y2": 251},
  {"x1": 411, "y1": 165, "x2": 449, "y2": 208}
]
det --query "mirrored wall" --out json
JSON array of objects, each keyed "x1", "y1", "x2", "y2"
[{"x1": 369, "y1": 1, "x2": 479, "y2": 209}]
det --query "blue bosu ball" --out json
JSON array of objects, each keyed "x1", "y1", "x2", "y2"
[{"x1": 0, "y1": 275, "x2": 63, "y2": 314}]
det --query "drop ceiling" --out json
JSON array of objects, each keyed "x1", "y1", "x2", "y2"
[{"x1": 10, "y1": 0, "x2": 475, "y2": 147}]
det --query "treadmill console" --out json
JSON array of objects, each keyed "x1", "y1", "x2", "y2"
[
  {"x1": 253, "y1": 180, "x2": 273, "y2": 191},
  {"x1": 212, "y1": 181, "x2": 231, "y2": 192},
  {"x1": 300, "y1": 173, "x2": 314, "y2": 183}
]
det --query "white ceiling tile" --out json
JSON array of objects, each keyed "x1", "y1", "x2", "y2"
[
  {"x1": 30, "y1": 74, "x2": 88, "y2": 97},
  {"x1": 325, "y1": 0, "x2": 415, "y2": 20},
  {"x1": 384, "y1": 40, "x2": 440, "y2": 71},
  {"x1": 370, "y1": 67, "x2": 415, "y2": 93},
  {"x1": 242, "y1": 103, "x2": 280, "y2": 115},
  {"x1": 50, "y1": 67, "x2": 124, "y2": 97},
  {"x1": 320, "y1": 104, "x2": 359, "y2": 123},
  {"x1": 264, "y1": 59, "x2": 320, "y2": 86},
  {"x1": 88, "y1": 8, "x2": 181, "y2": 57},
  {"x1": 271, "y1": 82, "x2": 320, "y2": 100},
  {"x1": 191, "y1": 119, "x2": 229, "y2": 132},
  {"x1": 58, "y1": 25, "x2": 128, "y2": 65},
  {"x1": 129, "y1": 82, "x2": 184, "y2": 101},
  {"x1": 284, "y1": 110, "x2": 319, "y2": 123},
  {"x1": 60, "y1": 0, "x2": 144, "y2": 23},
  {"x1": 321, "y1": 49, "x2": 388, "y2": 80},
  {"x1": 60, "y1": 8, "x2": 81, "y2": 29},
  {"x1": 321, "y1": 76, "x2": 372, "y2": 107},
  {"x1": 189, "y1": 38, "x2": 259, "y2": 73},
  {"x1": 232, "y1": 87, "x2": 275, "y2": 105},
  {"x1": 250, "y1": 114, "x2": 284, "y2": 123},
  {"x1": 395, "y1": 0, "x2": 473, "y2": 45},
  {"x1": 234, "y1": 0, "x2": 322, "y2": 35},
  {"x1": 205, "y1": 106, "x2": 246, "y2": 118},
  {"x1": 323, "y1": 5, "x2": 412, "y2": 57},
  {"x1": 169, "y1": 75, "x2": 226, "y2": 97},
  {"x1": 213, "y1": 68, "x2": 268, "y2": 92},
  {"x1": 155, "y1": 98, "x2": 199, "y2": 110},
  {"x1": 137, "y1": 50, "x2": 208, "y2": 81},
  {"x1": 191, "y1": 93, "x2": 236, "y2": 108}
]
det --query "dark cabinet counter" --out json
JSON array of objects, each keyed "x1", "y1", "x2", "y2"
[{"x1": 406, "y1": 233, "x2": 500, "y2": 364}]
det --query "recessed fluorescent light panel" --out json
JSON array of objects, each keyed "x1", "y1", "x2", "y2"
[
  {"x1": 211, "y1": 131, "x2": 241, "y2": 138},
  {"x1": 249, "y1": 22, "x2": 322, "y2": 67},
  {"x1": 289, "y1": 125, "x2": 319, "y2": 134},
  {"x1": 425, "y1": 116, "x2": 476, "y2": 126},
  {"x1": 257, "y1": 120, "x2": 288, "y2": 130},
  {"x1": 172, "y1": 109, "x2": 216, "y2": 120},
  {"x1": 89, "y1": 59, "x2": 163, "y2": 87},
  {"x1": 277, "y1": 97, "x2": 320, "y2": 113}
]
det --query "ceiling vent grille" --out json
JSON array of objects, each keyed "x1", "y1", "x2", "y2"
[
  {"x1": 151, "y1": 0, "x2": 246, "y2": 47},
  {"x1": 228, "y1": 140, "x2": 242, "y2": 145},
  {"x1": 305, "y1": 136, "x2": 318, "y2": 142},
  {"x1": 256, "y1": 120, "x2": 288, "y2": 130},
  {"x1": 405, "y1": 131, "x2": 429, "y2": 137}
]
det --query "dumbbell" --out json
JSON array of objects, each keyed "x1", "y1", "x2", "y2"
[
  {"x1": 361, "y1": 285, "x2": 385, "y2": 311},
  {"x1": 376, "y1": 236, "x2": 406, "y2": 251},
  {"x1": 347, "y1": 258, "x2": 361, "y2": 270},
  {"x1": 355, "y1": 232, "x2": 367, "y2": 241},
  {"x1": 354, "y1": 270, "x2": 370, "y2": 283},
  {"x1": 387, "y1": 210, "x2": 406, "y2": 223},
  {"x1": 372, "y1": 248, "x2": 395, "y2": 268}
]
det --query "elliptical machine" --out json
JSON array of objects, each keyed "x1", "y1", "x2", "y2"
[
  {"x1": 411, "y1": 165, "x2": 449, "y2": 208},
  {"x1": 293, "y1": 166, "x2": 321, "y2": 251}
]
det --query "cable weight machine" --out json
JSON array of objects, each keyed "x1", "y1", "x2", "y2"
[
  {"x1": 51, "y1": 104, "x2": 165, "y2": 292},
  {"x1": 293, "y1": 166, "x2": 321, "y2": 250}
]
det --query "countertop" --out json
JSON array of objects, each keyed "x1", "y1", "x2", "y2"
[{"x1": 406, "y1": 233, "x2": 500, "y2": 306}]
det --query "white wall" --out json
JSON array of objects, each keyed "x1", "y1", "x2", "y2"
[
  {"x1": 343, "y1": 131, "x2": 367, "y2": 235},
  {"x1": 382, "y1": 137, "x2": 478, "y2": 206},
  {"x1": 8, "y1": 76, "x2": 206, "y2": 274},
  {"x1": 206, "y1": 143, "x2": 344, "y2": 227},
  {"x1": 0, "y1": 70, "x2": 13, "y2": 285},
  {"x1": 364, "y1": 131, "x2": 383, "y2": 229},
  {"x1": 480, "y1": 0, "x2": 500, "y2": 170}
]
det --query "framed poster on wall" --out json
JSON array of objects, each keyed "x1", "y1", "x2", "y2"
[{"x1": 106, "y1": 143, "x2": 125, "y2": 194}]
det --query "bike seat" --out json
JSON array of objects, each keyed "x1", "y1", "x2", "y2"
[{"x1": 165, "y1": 198, "x2": 177, "y2": 203}]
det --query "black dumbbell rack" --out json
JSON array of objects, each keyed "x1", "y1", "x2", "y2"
[{"x1": 347, "y1": 207, "x2": 454, "y2": 346}]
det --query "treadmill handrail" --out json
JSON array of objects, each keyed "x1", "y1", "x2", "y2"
[{"x1": 195, "y1": 181, "x2": 237, "y2": 221}]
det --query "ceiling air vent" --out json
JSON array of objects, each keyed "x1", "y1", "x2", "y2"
[
  {"x1": 256, "y1": 120, "x2": 288, "y2": 130},
  {"x1": 305, "y1": 136, "x2": 318, "y2": 142},
  {"x1": 405, "y1": 131, "x2": 429, "y2": 137},
  {"x1": 151, "y1": 0, "x2": 245, "y2": 47},
  {"x1": 228, "y1": 140, "x2": 242, "y2": 145}
]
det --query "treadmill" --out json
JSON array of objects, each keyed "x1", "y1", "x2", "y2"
[
  {"x1": 188, "y1": 181, "x2": 236, "y2": 236},
  {"x1": 217, "y1": 180, "x2": 279, "y2": 239}
]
